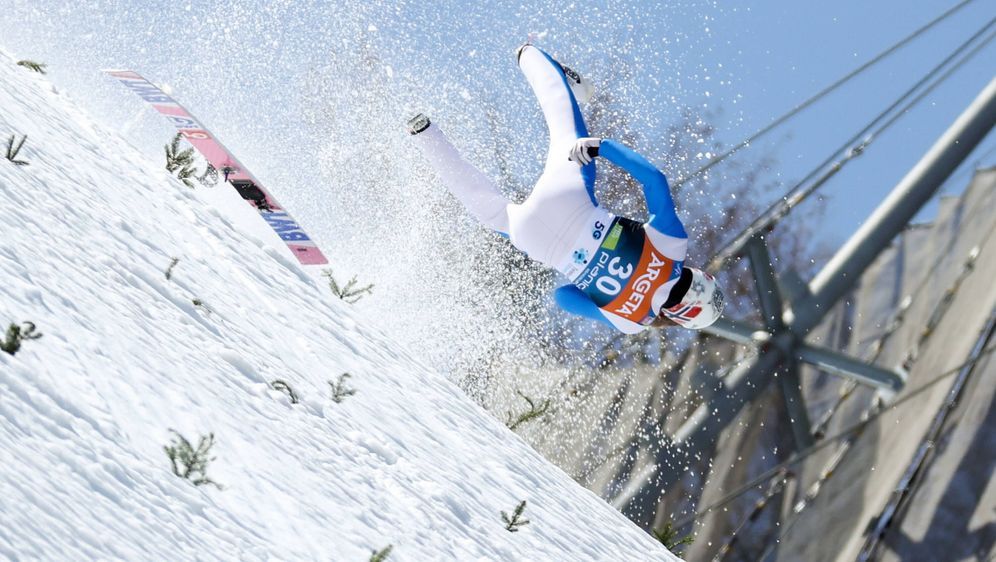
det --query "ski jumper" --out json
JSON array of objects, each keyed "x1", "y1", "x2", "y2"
[{"x1": 412, "y1": 45, "x2": 688, "y2": 334}]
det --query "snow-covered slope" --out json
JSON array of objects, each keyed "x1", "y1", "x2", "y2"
[{"x1": 0, "y1": 48, "x2": 677, "y2": 561}]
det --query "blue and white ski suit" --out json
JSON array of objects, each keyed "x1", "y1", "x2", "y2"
[{"x1": 413, "y1": 45, "x2": 688, "y2": 333}]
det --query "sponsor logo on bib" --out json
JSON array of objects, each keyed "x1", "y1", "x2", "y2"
[{"x1": 573, "y1": 217, "x2": 683, "y2": 325}]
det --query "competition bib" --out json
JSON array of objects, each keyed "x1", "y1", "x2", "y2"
[{"x1": 573, "y1": 218, "x2": 683, "y2": 325}]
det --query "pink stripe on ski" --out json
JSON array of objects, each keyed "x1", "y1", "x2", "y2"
[
  {"x1": 152, "y1": 105, "x2": 189, "y2": 117},
  {"x1": 288, "y1": 246, "x2": 329, "y2": 265}
]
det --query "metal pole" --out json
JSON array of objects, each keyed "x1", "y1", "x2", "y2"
[
  {"x1": 787, "y1": 77, "x2": 996, "y2": 334},
  {"x1": 745, "y1": 236, "x2": 787, "y2": 331},
  {"x1": 796, "y1": 343, "x2": 906, "y2": 393},
  {"x1": 704, "y1": 321, "x2": 904, "y2": 392},
  {"x1": 778, "y1": 360, "x2": 814, "y2": 449},
  {"x1": 704, "y1": 317, "x2": 762, "y2": 346},
  {"x1": 744, "y1": 236, "x2": 814, "y2": 446}
]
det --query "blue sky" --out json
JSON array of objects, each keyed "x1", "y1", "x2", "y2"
[{"x1": 700, "y1": 1, "x2": 996, "y2": 235}]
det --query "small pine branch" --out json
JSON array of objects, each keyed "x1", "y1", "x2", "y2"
[
  {"x1": 506, "y1": 390, "x2": 551, "y2": 431},
  {"x1": 369, "y1": 545, "x2": 393, "y2": 562},
  {"x1": 166, "y1": 134, "x2": 194, "y2": 167},
  {"x1": 270, "y1": 379, "x2": 299, "y2": 404},
  {"x1": 177, "y1": 164, "x2": 197, "y2": 188},
  {"x1": 651, "y1": 522, "x2": 694, "y2": 553},
  {"x1": 164, "y1": 257, "x2": 180, "y2": 280},
  {"x1": 175, "y1": 147, "x2": 194, "y2": 165},
  {"x1": 165, "y1": 133, "x2": 205, "y2": 188},
  {"x1": 6, "y1": 134, "x2": 29, "y2": 165},
  {"x1": 329, "y1": 373, "x2": 357, "y2": 403},
  {"x1": 321, "y1": 269, "x2": 374, "y2": 303},
  {"x1": 165, "y1": 133, "x2": 186, "y2": 172},
  {"x1": 1, "y1": 321, "x2": 42, "y2": 355},
  {"x1": 501, "y1": 500, "x2": 530, "y2": 532},
  {"x1": 164, "y1": 429, "x2": 222, "y2": 489},
  {"x1": 16, "y1": 59, "x2": 46, "y2": 74},
  {"x1": 191, "y1": 298, "x2": 212, "y2": 314}
]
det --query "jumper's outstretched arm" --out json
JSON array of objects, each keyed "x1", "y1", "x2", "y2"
[{"x1": 598, "y1": 139, "x2": 686, "y2": 239}]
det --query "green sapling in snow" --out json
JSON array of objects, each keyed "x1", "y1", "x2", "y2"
[
  {"x1": 321, "y1": 269, "x2": 374, "y2": 304},
  {"x1": 164, "y1": 429, "x2": 222, "y2": 489},
  {"x1": 5, "y1": 134, "x2": 29, "y2": 165},
  {"x1": 501, "y1": 500, "x2": 530, "y2": 532},
  {"x1": 16, "y1": 60, "x2": 46, "y2": 74},
  {"x1": 1, "y1": 321, "x2": 42, "y2": 355},
  {"x1": 270, "y1": 379, "x2": 299, "y2": 404},
  {"x1": 329, "y1": 373, "x2": 357, "y2": 403}
]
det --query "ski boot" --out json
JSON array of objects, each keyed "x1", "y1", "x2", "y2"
[{"x1": 407, "y1": 113, "x2": 431, "y2": 135}]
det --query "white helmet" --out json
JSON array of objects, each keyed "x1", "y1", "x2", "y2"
[{"x1": 661, "y1": 267, "x2": 725, "y2": 329}]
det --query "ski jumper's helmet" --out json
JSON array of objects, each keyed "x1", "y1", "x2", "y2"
[{"x1": 661, "y1": 267, "x2": 725, "y2": 329}]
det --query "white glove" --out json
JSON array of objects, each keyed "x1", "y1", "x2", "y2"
[{"x1": 569, "y1": 137, "x2": 601, "y2": 165}]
